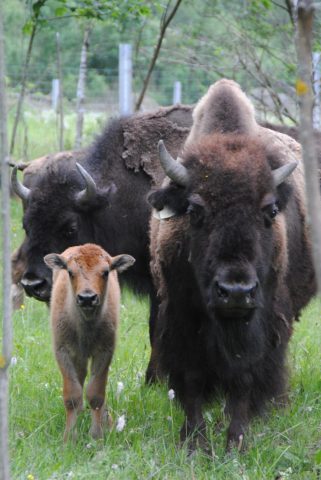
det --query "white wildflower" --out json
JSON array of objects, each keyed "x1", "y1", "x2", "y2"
[
  {"x1": 167, "y1": 416, "x2": 172, "y2": 421},
  {"x1": 11, "y1": 356, "x2": 17, "y2": 366},
  {"x1": 168, "y1": 389, "x2": 175, "y2": 400},
  {"x1": 111, "y1": 464, "x2": 119, "y2": 470},
  {"x1": 116, "y1": 381, "x2": 124, "y2": 397},
  {"x1": 86, "y1": 443, "x2": 92, "y2": 449},
  {"x1": 116, "y1": 415, "x2": 126, "y2": 432}
]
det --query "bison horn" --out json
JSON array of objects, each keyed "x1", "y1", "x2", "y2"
[
  {"x1": 158, "y1": 140, "x2": 189, "y2": 187},
  {"x1": 75, "y1": 163, "x2": 98, "y2": 204},
  {"x1": 11, "y1": 166, "x2": 31, "y2": 201},
  {"x1": 272, "y1": 162, "x2": 298, "y2": 187}
]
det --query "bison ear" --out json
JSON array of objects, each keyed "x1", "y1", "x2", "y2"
[
  {"x1": 44, "y1": 254, "x2": 67, "y2": 271},
  {"x1": 110, "y1": 254, "x2": 135, "y2": 273},
  {"x1": 148, "y1": 185, "x2": 189, "y2": 220}
]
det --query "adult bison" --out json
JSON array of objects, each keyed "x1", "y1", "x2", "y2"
[
  {"x1": 11, "y1": 105, "x2": 193, "y2": 381},
  {"x1": 148, "y1": 79, "x2": 316, "y2": 452}
]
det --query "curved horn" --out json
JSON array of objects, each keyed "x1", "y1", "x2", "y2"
[
  {"x1": 75, "y1": 163, "x2": 98, "y2": 204},
  {"x1": 158, "y1": 140, "x2": 189, "y2": 187},
  {"x1": 272, "y1": 162, "x2": 298, "y2": 187},
  {"x1": 11, "y1": 166, "x2": 31, "y2": 201}
]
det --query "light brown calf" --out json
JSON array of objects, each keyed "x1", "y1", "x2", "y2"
[{"x1": 44, "y1": 243, "x2": 135, "y2": 442}]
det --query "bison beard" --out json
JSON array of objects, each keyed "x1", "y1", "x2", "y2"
[{"x1": 149, "y1": 80, "x2": 316, "y2": 453}]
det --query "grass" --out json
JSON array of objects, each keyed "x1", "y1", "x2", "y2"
[{"x1": 3, "y1": 113, "x2": 321, "y2": 479}]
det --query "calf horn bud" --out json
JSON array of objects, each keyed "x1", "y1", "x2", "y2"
[
  {"x1": 158, "y1": 140, "x2": 189, "y2": 187},
  {"x1": 11, "y1": 166, "x2": 31, "y2": 201},
  {"x1": 75, "y1": 163, "x2": 98, "y2": 205},
  {"x1": 272, "y1": 161, "x2": 298, "y2": 187}
]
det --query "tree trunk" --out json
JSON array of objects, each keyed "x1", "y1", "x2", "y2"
[
  {"x1": 0, "y1": 0, "x2": 13, "y2": 478},
  {"x1": 74, "y1": 26, "x2": 91, "y2": 150},
  {"x1": 135, "y1": 0, "x2": 183, "y2": 111},
  {"x1": 295, "y1": 0, "x2": 321, "y2": 292},
  {"x1": 56, "y1": 32, "x2": 64, "y2": 151},
  {"x1": 9, "y1": 22, "x2": 37, "y2": 156}
]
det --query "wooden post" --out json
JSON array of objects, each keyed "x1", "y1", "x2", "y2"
[
  {"x1": 0, "y1": 0, "x2": 13, "y2": 477},
  {"x1": 56, "y1": 32, "x2": 64, "y2": 151},
  {"x1": 74, "y1": 26, "x2": 91, "y2": 150},
  {"x1": 119, "y1": 43, "x2": 133, "y2": 115},
  {"x1": 296, "y1": 0, "x2": 321, "y2": 292}
]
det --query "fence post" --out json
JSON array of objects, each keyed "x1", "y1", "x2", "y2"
[
  {"x1": 51, "y1": 79, "x2": 60, "y2": 112},
  {"x1": 173, "y1": 81, "x2": 182, "y2": 104},
  {"x1": 119, "y1": 44, "x2": 133, "y2": 115},
  {"x1": 313, "y1": 52, "x2": 320, "y2": 130}
]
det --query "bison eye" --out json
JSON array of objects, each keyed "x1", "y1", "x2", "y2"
[
  {"x1": 187, "y1": 202, "x2": 205, "y2": 228},
  {"x1": 262, "y1": 203, "x2": 279, "y2": 227}
]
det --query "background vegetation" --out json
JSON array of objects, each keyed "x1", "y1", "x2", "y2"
[{"x1": 2, "y1": 1, "x2": 321, "y2": 478}]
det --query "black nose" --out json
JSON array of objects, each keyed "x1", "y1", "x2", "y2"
[
  {"x1": 21, "y1": 273, "x2": 51, "y2": 302},
  {"x1": 214, "y1": 280, "x2": 258, "y2": 315},
  {"x1": 77, "y1": 291, "x2": 99, "y2": 308}
]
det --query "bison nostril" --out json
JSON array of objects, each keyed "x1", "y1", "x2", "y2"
[
  {"x1": 249, "y1": 282, "x2": 258, "y2": 298},
  {"x1": 215, "y1": 281, "x2": 229, "y2": 299},
  {"x1": 77, "y1": 292, "x2": 99, "y2": 307}
]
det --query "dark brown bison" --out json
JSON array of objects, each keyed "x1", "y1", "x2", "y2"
[
  {"x1": 11, "y1": 105, "x2": 193, "y2": 382},
  {"x1": 148, "y1": 79, "x2": 316, "y2": 452},
  {"x1": 44, "y1": 243, "x2": 135, "y2": 441}
]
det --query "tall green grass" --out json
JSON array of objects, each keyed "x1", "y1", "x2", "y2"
[{"x1": 4, "y1": 197, "x2": 321, "y2": 479}]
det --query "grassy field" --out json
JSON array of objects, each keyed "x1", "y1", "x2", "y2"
[
  {"x1": 3, "y1": 110, "x2": 321, "y2": 479},
  {"x1": 4, "y1": 196, "x2": 321, "y2": 480}
]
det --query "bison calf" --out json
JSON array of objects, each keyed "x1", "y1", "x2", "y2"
[{"x1": 44, "y1": 243, "x2": 135, "y2": 441}]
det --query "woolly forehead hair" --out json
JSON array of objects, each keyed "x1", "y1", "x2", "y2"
[
  {"x1": 182, "y1": 134, "x2": 273, "y2": 196},
  {"x1": 186, "y1": 79, "x2": 258, "y2": 146},
  {"x1": 62, "y1": 244, "x2": 110, "y2": 267}
]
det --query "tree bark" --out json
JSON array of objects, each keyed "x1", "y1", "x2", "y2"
[
  {"x1": 9, "y1": 22, "x2": 37, "y2": 156},
  {"x1": 0, "y1": 0, "x2": 13, "y2": 477},
  {"x1": 135, "y1": 0, "x2": 183, "y2": 111},
  {"x1": 295, "y1": 0, "x2": 321, "y2": 292},
  {"x1": 74, "y1": 26, "x2": 91, "y2": 150},
  {"x1": 56, "y1": 32, "x2": 64, "y2": 151}
]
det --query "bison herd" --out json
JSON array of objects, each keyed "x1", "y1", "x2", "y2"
[{"x1": 11, "y1": 79, "x2": 319, "y2": 452}]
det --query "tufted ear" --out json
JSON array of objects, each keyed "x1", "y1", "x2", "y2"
[
  {"x1": 148, "y1": 185, "x2": 189, "y2": 220},
  {"x1": 110, "y1": 254, "x2": 135, "y2": 273},
  {"x1": 44, "y1": 253, "x2": 67, "y2": 271}
]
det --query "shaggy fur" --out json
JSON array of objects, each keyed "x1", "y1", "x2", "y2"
[
  {"x1": 45, "y1": 243, "x2": 134, "y2": 441},
  {"x1": 149, "y1": 79, "x2": 317, "y2": 452}
]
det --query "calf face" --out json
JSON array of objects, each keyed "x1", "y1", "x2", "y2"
[{"x1": 44, "y1": 245, "x2": 134, "y2": 315}]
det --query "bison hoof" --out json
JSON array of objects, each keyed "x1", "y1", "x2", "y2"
[{"x1": 226, "y1": 433, "x2": 244, "y2": 453}]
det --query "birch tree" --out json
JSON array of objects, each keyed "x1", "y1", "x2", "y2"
[
  {"x1": 295, "y1": 0, "x2": 321, "y2": 292},
  {"x1": 0, "y1": 0, "x2": 13, "y2": 477},
  {"x1": 74, "y1": 26, "x2": 91, "y2": 150}
]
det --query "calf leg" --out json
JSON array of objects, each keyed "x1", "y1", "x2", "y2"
[
  {"x1": 226, "y1": 393, "x2": 250, "y2": 452},
  {"x1": 86, "y1": 351, "x2": 113, "y2": 439},
  {"x1": 56, "y1": 348, "x2": 86, "y2": 442}
]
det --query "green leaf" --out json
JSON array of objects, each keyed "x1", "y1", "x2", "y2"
[
  {"x1": 54, "y1": 6, "x2": 68, "y2": 16},
  {"x1": 22, "y1": 20, "x2": 34, "y2": 35}
]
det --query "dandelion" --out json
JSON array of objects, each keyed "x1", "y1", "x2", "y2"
[
  {"x1": 20, "y1": 304, "x2": 25, "y2": 310},
  {"x1": 116, "y1": 381, "x2": 124, "y2": 397},
  {"x1": 168, "y1": 389, "x2": 175, "y2": 400},
  {"x1": 116, "y1": 414, "x2": 126, "y2": 432},
  {"x1": 27, "y1": 475, "x2": 35, "y2": 480},
  {"x1": 11, "y1": 356, "x2": 17, "y2": 366}
]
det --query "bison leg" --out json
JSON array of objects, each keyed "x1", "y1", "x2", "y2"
[
  {"x1": 178, "y1": 373, "x2": 209, "y2": 454},
  {"x1": 62, "y1": 376, "x2": 83, "y2": 443},
  {"x1": 56, "y1": 348, "x2": 86, "y2": 442},
  {"x1": 145, "y1": 290, "x2": 161, "y2": 384},
  {"x1": 226, "y1": 393, "x2": 250, "y2": 452},
  {"x1": 86, "y1": 352, "x2": 112, "y2": 439}
]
